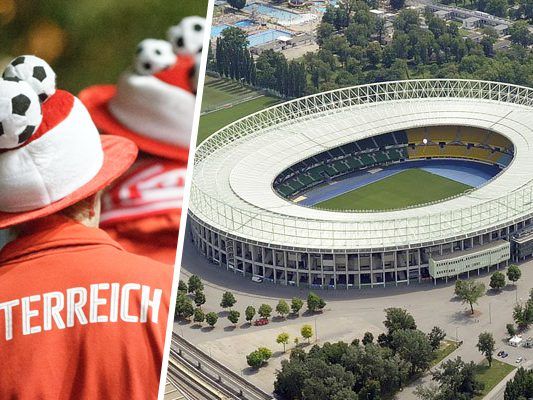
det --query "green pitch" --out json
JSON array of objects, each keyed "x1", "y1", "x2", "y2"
[
  {"x1": 313, "y1": 169, "x2": 472, "y2": 211},
  {"x1": 201, "y1": 77, "x2": 259, "y2": 112},
  {"x1": 198, "y1": 96, "x2": 281, "y2": 143}
]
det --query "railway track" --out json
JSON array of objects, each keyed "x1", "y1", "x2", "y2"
[{"x1": 168, "y1": 332, "x2": 274, "y2": 400}]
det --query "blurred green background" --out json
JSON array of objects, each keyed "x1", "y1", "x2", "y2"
[{"x1": 0, "y1": 0, "x2": 209, "y2": 93}]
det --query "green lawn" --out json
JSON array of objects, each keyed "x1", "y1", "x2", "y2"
[
  {"x1": 431, "y1": 340, "x2": 460, "y2": 367},
  {"x1": 197, "y1": 96, "x2": 281, "y2": 143},
  {"x1": 474, "y1": 359, "x2": 515, "y2": 399},
  {"x1": 314, "y1": 169, "x2": 473, "y2": 211},
  {"x1": 201, "y1": 77, "x2": 260, "y2": 112}
]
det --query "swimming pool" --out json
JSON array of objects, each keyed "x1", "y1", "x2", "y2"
[
  {"x1": 248, "y1": 29, "x2": 292, "y2": 47},
  {"x1": 234, "y1": 19, "x2": 255, "y2": 28},
  {"x1": 211, "y1": 24, "x2": 230, "y2": 38},
  {"x1": 244, "y1": 3, "x2": 302, "y2": 23}
]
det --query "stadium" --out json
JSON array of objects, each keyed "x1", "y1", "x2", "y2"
[{"x1": 188, "y1": 79, "x2": 533, "y2": 289}]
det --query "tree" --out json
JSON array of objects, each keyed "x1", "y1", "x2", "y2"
[
  {"x1": 392, "y1": 329, "x2": 434, "y2": 375},
  {"x1": 193, "y1": 308, "x2": 205, "y2": 324},
  {"x1": 178, "y1": 279, "x2": 188, "y2": 294},
  {"x1": 513, "y1": 302, "x2": 533, "y2": 329},
  {"x1": 258, "y1": 303, "x2": 273, "y2": 319},
  {"x1": 301, "y1": 324, "x2": 313, "y2": 343},
  {"x1": 383, "y1": 308, "x2": 417, "y2": 335},
  {"x1": 220, "y1": 291, "x2": 237, "y2": 309},
  {"x1": 307, "y1": 292, "x2": 326, "y2": 313},
  {"x1": 193, "y1": 290, "x2": 206, "y2": 307},
  {"x1": 246, "y1": 350, "x2": 265, "y2": 369},
  {"x1": 430, "y1": 357, "x2": 484, "y2": 399},
  {"x1": 504, "y1": 367, "x2": 533, "y2": 400},
  {"x1": 489, "y1": 271, "x2": 506, "y2": 291},
  {"x1": 477, "y1": 332, "x2": 495, "y2": 367},
  {"x1": 428, "y1": 326, "x2": 446, "y2": 351},
  {"x1": 205, "y1": 312, "x2": 218, "y2": 327},
  {"x1": 247, "y1": 347, "x2": 272, "y2": 369},
  {"x1": 175, "y1": 293, "x2": 194, "y2": 319},
  {"x1": 187, "y1": 275, "x2": 203, "y2": 293},
  {"x1": 277, "y1": 332, "x2": 290, "y2": 352},
  {"x1": 509, "y1": 21, "x2": 532, "y2": 47},
  {"x1": 228, "y1": 310, "x2": 240, "y2": 325},
  {"x1": 245, "y1": 305, "x2": 256, "y2": 323},
  {"x1": 390, "y1": 0, "x2": 406, "y2": 10},
  {"x1": 506, "y1": 323, "x2": 516, "y2": 338},
  {"x1": 276, "y1": 299, "x2": 290, "y2": 319},
  {"x1": 258, "y1": 347, "x2": 272, "y2": 361},
  {"x1": 228, "y1": 0, "x2": 246, "y2": 10},
  {"x1": 291, "y1": 297, "x2": 304, "y2": 315},
  {"x1": 362, "y1": 331, "x2": 374, "y2": 345},
  {"x1": 455, "y1": 280, "x2": 485, "y2": 314},
  {"x1": 507, "y1": 264, "x2": 521, "y2": 285}
]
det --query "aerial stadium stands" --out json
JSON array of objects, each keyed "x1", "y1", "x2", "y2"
[{"x1": 274, "y1": 126, "x2": 514, "y2": 199}]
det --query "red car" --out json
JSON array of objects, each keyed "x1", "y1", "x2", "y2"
[{"x1": 254, "y1": 318, "x2": 269, "y2": 326}]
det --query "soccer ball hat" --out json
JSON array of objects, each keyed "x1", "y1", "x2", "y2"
[
  {"x1": 0, "y1": 56, "x2": 138, "y2": 229},
  {"x1": 79, "y1": 18, "x2": 205, "y2": 161}
]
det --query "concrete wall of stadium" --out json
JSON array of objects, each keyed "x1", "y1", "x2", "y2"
[{"x1": 188, "y1": 213, "x2": 533, "y2": 289}]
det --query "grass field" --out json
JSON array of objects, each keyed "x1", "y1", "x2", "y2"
[
  {"x1": 431, "y1": 340, "x2": 460, "y2": 367},
  {"x1": 474, "y1": 360, "x2": 515, "y2": 399},
  {"x1": 198, "y1": 95, "x2": 281, "y2": 143},
  {"x1": 314, "y1": 169, "x2": 473, "y2": 211},
  {"x1": 201, "y1": 77, "x2": 260, "y2": 112}
]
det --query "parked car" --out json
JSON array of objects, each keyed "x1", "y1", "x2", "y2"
[
  {"x1": 516, "y1": 356, "x2": 523, "y2": 363},
  {"x1": 251, "y1": 276, "x2": 263, "y2": 283},
  {"x1": 501, "y1": 352, "x2": 509, "y2": 358},
  {"x1": 254, "y1": 318, "x2": 269, "y2": 326},
  {"x1": 497, "y1": 351, "x2": 504, "y2": 357}
]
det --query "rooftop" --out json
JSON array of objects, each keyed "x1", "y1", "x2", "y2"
[{"x1": 190, "y1": 80, "x2": 533, "y2": 251}]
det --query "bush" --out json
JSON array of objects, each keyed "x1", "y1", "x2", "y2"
[
  {"x1": 176, "y1": 293, "x2": 194, "y2": 319},
  {"x1": 301, "y1": 324, "x2": 313, "y2": 343},
  {"x1": 291, "y1": 297, "x2": 304, "y2": 315},
  {"x1": 507, "y1": 265, "x2": 521, "y2": 284},
  {"x1": 246, "y1": 347, "x2": 272, "y2": 369},
  {"x1": 178, "y1": 280, "x2": 188, "y2": 294},
  {"x1": 258, "y1": 303, "x2": 273, "y2": 319},
  {"x1": 205, "y1": 312, "x2": 218, "y2": 327},
  {"x1": 307, "y1": 292, "x2": 326, "y2": 312},
  {"x1": 245, "y1": 305, "x2": 256, "y2": 322},
  {"x1": 276, "y1": 300, "x2": 290, "y2": 318},
  {"x1": 489, "y1": 271, "x2": 506, "y2": 291},
  {"x1": 220, "y1": 291, "x2": 237, "y2": 309},
  {"x1": 193, "y1": 308, "x2": 205, "y2": 324},
  {"x1": 194, "y1": 290, "x2": 206, "y2": 307},
  {"x1": 228, "y1": 310, "x2": 240, "y2": 325},
  {"x1": 188, "y1": 275, "x2": 204, "y2": 293},
  {"x1": 362, "y1": 332, "x2": 374, "y2": 345}
]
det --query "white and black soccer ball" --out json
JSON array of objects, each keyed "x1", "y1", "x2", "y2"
[
  {"x1": 0, "y1": 80, "x2": 42, "y2": 149},
  {"x1": 2, "y1": 55, "x2": 56, "y2": 103},
  {"x1": 134, "y1": 39, "x2": 176, "y2": 75},
  {"x1": 168, "y1": 16, "x2": 205, "y2": 56}
]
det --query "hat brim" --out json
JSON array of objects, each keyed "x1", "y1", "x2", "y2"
[
  {"x1": 0, "y1": 135, "x2": 138, "y2": 229},
  {"x1": 79, "y1": 85, "x2": 189, "y2": 161}
]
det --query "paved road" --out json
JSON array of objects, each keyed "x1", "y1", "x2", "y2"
[{"x1": 177, "y1": 233, "x2": 533, "y2": 396}]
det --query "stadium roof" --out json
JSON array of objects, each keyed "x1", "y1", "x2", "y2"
[{"x1": 190, "y1": 80, "x2": 533, "y2": 251}]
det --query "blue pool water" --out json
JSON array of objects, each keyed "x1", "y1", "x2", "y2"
[
  {"x1": 234, "y1": 19, "x2": 255, "y2": 28},
  {"x1": 299, "y1": 159, "x2": 501, "y2": 206},
  {"x1": 248, "y1": 29, "x2": 292, "y2": 47},
  {"x1": 244, "y1": 3, "x2": 301, "y2": 22},
  {"x1": 211, "y1": 24, "x2": 230, "y2": 37}
]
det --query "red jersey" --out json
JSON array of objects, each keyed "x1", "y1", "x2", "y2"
[
  {"x1": 0, "y1": 215, "x2": 172, "y2": 399},
  {"x1": 100, "y1": 157, "x2": 186, "y2": 265}
]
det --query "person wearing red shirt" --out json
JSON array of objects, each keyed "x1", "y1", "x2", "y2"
[
  {"x1": 79, "y1": 20, "x2": 205, "y2": 265},
  {"x1": 0, "y1": 56, "x2": 172, "y2": 399}
]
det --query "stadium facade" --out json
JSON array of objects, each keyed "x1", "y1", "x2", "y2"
[{"x1": 189, "y1": 80, "x2": 533, "y2": 289}]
